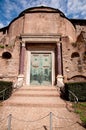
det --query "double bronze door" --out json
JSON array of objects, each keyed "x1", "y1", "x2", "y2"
[{"x1": 30, "y1": 53, "x2": 52, "y2": 85}]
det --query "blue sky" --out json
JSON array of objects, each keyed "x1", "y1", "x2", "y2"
[{"x1": 0, "y1": 0, "x2": 86, "y2": 28}]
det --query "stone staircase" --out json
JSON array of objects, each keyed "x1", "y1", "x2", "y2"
[
  {"x1": 4, "y1": 86, "x2": 66, "y2": 108},
  {"x1": 0, "y1": 86, "x2": 85, "y2": 130}
]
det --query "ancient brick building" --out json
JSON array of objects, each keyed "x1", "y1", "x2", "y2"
[{"x1": 0, "y1": 6, "x2": 86, "y2": 87}]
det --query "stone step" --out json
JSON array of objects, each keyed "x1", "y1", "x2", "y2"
[
  {"x1": 4, "y1": 102, "x2": 66, "y2": 108},
  {"x1": 13, "y1": 86, "x2": 60, "y2": 97},
  {"x1": 13, "y1": 93, "x2": 59, "y2": 97},
  {"x1": 19, "y1": 86, "x2": 58, "y2": 90},
  {"x1": 6, "y1": 96, "x2": 64, "y2": 104},
  {"x1": 4, "y1": 86, "x2": 65, "y2": 108},
  {"x1": 14, "y1": 88, "x2": 58, "y2": 93},
  {"x1": 13, "y1": 90, "x2": 60, "y2": 97},
  {"x1": 4, "y1": 96, "x2": 65, "y2": 108}
]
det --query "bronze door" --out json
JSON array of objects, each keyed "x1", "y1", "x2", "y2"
[{"x1": 30, "y1": 53, "x2": 52, "y2": 85}]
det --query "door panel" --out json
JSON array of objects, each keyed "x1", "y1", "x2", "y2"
[{"x1": 30, "y1": 53, "x2": 52, "y2": 85}]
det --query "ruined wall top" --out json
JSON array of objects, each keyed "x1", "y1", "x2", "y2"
[{"x1": 0, "y1": 6, "x2": 86, "y2": 44}]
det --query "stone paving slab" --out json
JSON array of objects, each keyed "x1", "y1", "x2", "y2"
[{"x1": 0, "y1": 106, "x2": 85, "y2": 130}]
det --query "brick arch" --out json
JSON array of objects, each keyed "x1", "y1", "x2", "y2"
[{"x1": 68, "y1": 75, "x2": 86, "y2": 82}]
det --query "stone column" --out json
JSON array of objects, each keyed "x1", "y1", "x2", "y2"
[
  {"x1": 57, "y1": 43, "x2": 62, "y2": 75},
  {"x1": 19, "y1": 42, "x2": 25, "y2": 74},
  {"x1": 56, "y1": 42, "x2": 64, "y2": 87},
  {"x1": 17, "y1": 42, "x2": 25, "y2": 87}
]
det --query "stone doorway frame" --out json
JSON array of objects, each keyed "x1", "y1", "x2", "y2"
[
  {"x1": 19, "y1": 34, "x2": 63, "y2": 87},
  {"x1": 26, "y1": 48, "x2": 55, "y2": 86}
]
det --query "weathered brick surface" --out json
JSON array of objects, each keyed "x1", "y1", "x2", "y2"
[{"x1": 0, "y1": 6, "x2": 86, "y2": 83}]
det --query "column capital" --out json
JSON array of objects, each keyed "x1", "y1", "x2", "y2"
[
  {"x1": 56, "y1": 42, "x2": 61, "y2": 46},
  {"x1": 21, "y1": 42, "x2": 25, "y2": 47}
]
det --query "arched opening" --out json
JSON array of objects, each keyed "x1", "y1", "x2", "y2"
[
  {"x1": 71, "y1": 52, "x2": 80, "y2": 58},
  {"x1": 2, "y1": 52, "x2": 12, "y2": 59}
]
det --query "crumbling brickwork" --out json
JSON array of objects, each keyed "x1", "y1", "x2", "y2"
[{"x1": 0, "y1": 6, "x2": 86, "y2": 84}]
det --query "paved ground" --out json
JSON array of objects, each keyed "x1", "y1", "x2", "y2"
[{"x1": 0, "y1": 86, "x2": 85, "y2": 130}]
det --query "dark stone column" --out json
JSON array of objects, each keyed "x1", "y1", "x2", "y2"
[
  {"x1": 19, "y1": 42, "x2": 25, "y2": 74},
  {"x1": 56, "y1": 42, "x2": 64, "y2": 87},
  {"x1": 14, "y1": 42, "x2": 25, "y2": 88},
  {"x1": 57, "y1": 43, "x2": 62, "y2": 75}
]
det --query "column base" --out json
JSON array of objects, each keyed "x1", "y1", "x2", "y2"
[
  {"x1": 13, "y1": 74, "x2": 24, "y2": 88},
  {"x1": 57, "y1": 75, "x2": 64, "y2": 88}
]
